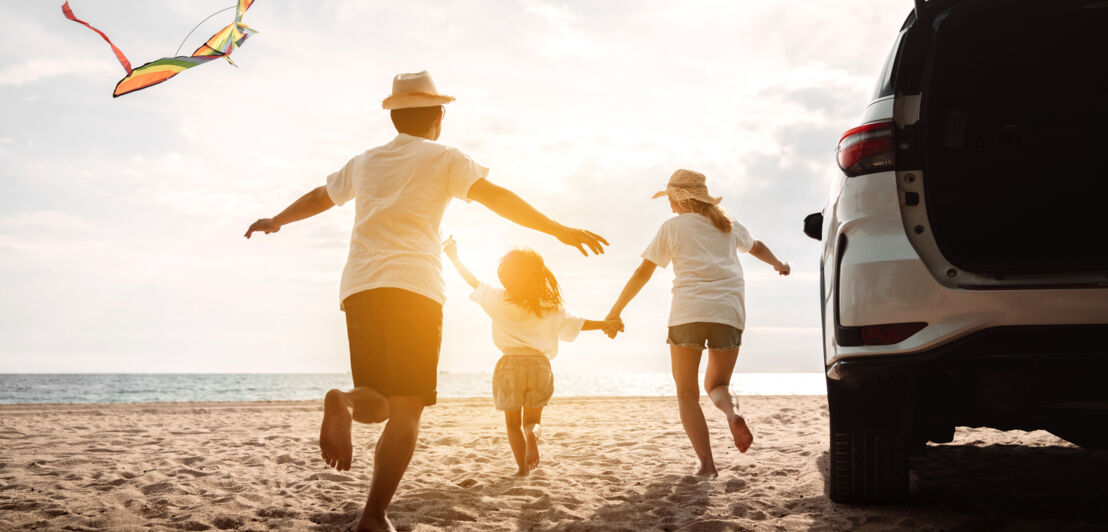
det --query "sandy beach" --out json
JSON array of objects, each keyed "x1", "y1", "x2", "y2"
[{"x1": 2, "y1": 396, "x2": 1106, "y2": 531}]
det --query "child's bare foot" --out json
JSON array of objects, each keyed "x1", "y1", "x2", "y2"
[
  {"x1": 320, "y1": 389, "x2": 353, "y2": 471},
  {"x1": 524, "y1": 423, "x2": 541, "y2": 471},
  {"x1": 730, "y1": 414, "x2": 754, "y2": 453}
]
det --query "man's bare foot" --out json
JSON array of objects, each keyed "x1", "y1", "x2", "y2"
[
  {"x1": 320, "y1": 389, "x2": 353, "y2": 471},
  {"x1": 730, "y1": 414, "x2": 754, "y2": 453},
  {"x1": 355, "y1": 512, "x2": 396, "y2": 532},
  {"x1": 513, "y1": 467, "x2": 530, "y2": 477},
  {"x1": 524, "y1": 423, "x2": 541, "y2": 471}
]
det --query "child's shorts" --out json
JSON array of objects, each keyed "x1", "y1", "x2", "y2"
[{"x1": 492, "y1": 351, "x2": 554, "y2": 411}]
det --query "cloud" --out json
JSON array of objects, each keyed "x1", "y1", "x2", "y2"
[
  {"x1": 0, "y1": 58, "x2": 117, "y2": 87},
  {"x1": 0, "y1": 210, "x2": 91, "y2": 233}
]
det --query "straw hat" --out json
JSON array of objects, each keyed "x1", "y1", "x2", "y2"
[
  {"x1": 381, "y1": 71, "x2": 456, "y2": 110},
  {"x1": 652, "y1": 169, "x2": 722, "y2": 204}
]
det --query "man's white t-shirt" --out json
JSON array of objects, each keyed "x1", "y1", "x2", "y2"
[
  {"x1": 325, "y1": 134, "x2": 488, "y2": 307},
  {"x1": 469, "y1": 282, "x2": 586, "y2": 360},
  {"x1": 641, "y1": 213, "x2": 755, "y2": 330}
]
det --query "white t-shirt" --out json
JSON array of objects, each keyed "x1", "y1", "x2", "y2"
[
  {"x1": 469, "y1": 282, "x2": 586, "y2": 360},
  {"x1": 641, "y1": 213, "x2": 755, "y2": 329},
  {"x1": 325, "y1": 134, "x2": 489, "y2": 307}
]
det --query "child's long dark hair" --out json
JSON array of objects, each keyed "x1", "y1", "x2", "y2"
[
  {"x1": 677, "y1": 198, "x2": 733, "y2": 233},
  {"x1": 497, "y1": 248, "x2": 563, "y2": 317}
]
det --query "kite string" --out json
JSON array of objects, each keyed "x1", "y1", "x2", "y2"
[{"x1": 174, "y1": 5, "x2": 236, "y2": 56}]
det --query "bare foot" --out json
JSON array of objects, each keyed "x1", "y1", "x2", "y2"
[
  {"x1": 695, "y1": 462, "x2": 718, "y2": 478},
  {"x1": 320, "y1": 389, "x2": 353, "y2": 471},
  {"x1": 730, "y1": 414, "x2": 754, "y2": 453},
  {"x1": 355, "y1": 512, "x2": 396, "y2": 532},
  {"x1": 524, "y1": 423, "x2": 541, "y2": 472},
  {"x1": 513, "y1": 468, "x2": 530, "y2": 477}
]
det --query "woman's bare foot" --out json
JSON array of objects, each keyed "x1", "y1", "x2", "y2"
[
  {"x1": 730, "y1": 414, "x2": 754, "y2": 453},
  {"x1": 695, "y1": 461, "x2": 718, "y2": 478},
  {"x1": 524, "y1": 423, "x2": 541, "y2": 471},
  {"x1": 320, "y1": 389, "x2": 353, "y2": 471}
]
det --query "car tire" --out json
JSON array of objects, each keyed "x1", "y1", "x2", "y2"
[{"x1": 827, "y1": 384, "x2": 910, "y2": 503}]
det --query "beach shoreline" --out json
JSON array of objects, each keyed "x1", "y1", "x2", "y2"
[{"x1": 2, "y1": 396, "x2": 1104, "y2": 531}]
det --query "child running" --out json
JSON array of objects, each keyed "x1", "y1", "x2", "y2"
[
  {"x1": 605, "y1": 169, "x2": 790, "y2": 477},
  {"x1": 444, "y1": 237, "x2": 621, "y2": 476}
]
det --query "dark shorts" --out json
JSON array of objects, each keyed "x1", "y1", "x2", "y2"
[
  {"x1": 667, "y1": 322, "x2": 743, "y2": 350},
  {"x1": 343, "y1": 288, "x2": 443, "y2": 406}
]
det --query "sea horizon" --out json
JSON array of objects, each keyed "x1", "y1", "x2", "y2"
[{"x1": 0, "y1": 372, "x2": 826, "y2": 404}]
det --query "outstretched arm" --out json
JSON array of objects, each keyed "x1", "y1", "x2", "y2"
[
  {"x1": 467, "y1": 179, "x2": 608, "y2": 256},
  {"x1": 605, "y1": 258, "x2": 658, "y2": 325},
  {"x1": 244, "y1": 186, "x2": 335, "y2": 238},
  {"x1": 749, "y1": 240, "x2": 790, "y2": 275},
  {"x1": 442, "y1": 237, "x2": 480, "y2": 289}
]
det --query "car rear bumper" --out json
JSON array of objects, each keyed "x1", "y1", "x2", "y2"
[{"x1": 827, "y1": 324, "x2": 1108, "y2": 434}]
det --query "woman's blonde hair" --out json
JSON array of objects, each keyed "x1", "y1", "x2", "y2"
[
  {"x1": 675, "y1": 198, "x2": 733, "y2": 233},
  {"x1": 497, "y1": 248, "x2": 563, "y2": 317}
]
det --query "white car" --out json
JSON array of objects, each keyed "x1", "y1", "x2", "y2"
[{"x1": 806, "y1": 0, "x2": 1108, "y2": 503}]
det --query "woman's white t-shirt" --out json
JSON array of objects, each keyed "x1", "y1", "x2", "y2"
[
  {"x1": 469, "y1": 282, "x2": 586, "y2": 360},
  {"x1": 641, "y1": 213, "x2": 755, "y2": 329}
]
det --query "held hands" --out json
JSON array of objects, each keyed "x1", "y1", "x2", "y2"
[
  {"x1": 775, "y1": 261, "x2": 791, "y2": 276},
  {"x1": 244, "y1": 218, "x2": 282, "y2": 238},
  {"x1": 557, "y1": 226, "x2": 609, "y2": 256},
  {"x1": 602, "y1": 314, "x2": 625, "y2": 339},
  {"x1": 599, "y1": 318, "x2": 624, "y2": 339}
]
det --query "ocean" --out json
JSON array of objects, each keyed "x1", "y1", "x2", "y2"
[{"x1": 0, "y1": 373, "x2": 826, "y2": 404}]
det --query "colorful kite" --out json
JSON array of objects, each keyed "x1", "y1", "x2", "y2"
[{"x1": 61, "y1": 0, "x2": 258, "y2": 97}]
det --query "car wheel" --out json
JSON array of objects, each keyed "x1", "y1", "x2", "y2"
[{"x1": 827, "y1": 383, "x2": 909, "y2": 503}]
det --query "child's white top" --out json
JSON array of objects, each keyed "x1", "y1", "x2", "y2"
[
  {"x1": 641, "y1": 213, "x2": 755, "y2": 329},
  {"x1": 470, "y1": 282, "x2": 586, "y2": 360}
]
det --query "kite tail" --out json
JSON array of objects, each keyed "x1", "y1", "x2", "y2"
[{"x1": 61, "y1": 1, "x2": 133, "y2": 74}]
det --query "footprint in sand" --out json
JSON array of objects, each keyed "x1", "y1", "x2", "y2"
[
  {"x1": 724, "y1": 478, "x2": 747, "y2": 493},
  {"x1": 175, "y1": 468, "x2": 211, "y2": 478},
  {"x1": 503, "y1": 486, "x2": 545, "y2": 497},
  {"x1": 211, "y1": 515, "x2": 244, "y2": 530},
  {"x1": 140, "y1": 481, "x2": 174, "y2": 495}
]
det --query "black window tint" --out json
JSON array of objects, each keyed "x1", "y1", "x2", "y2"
[{"x1": 873, "y1": 29, "x2": 907, "y2": 99}]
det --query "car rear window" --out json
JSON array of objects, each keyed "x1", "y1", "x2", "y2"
[{"x1": 872, "y1": 29, "x2": 907, "y2": 99}]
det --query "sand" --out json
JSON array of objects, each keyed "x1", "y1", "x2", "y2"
[{"x1": 1, "y1": 396, "x2": 1106, "y2": 531}]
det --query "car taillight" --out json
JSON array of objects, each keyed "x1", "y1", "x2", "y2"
[
  {"x1": 859, "y1": 322, "x2": 926, "y2": 345},
  {"x1": 836, "y1": 120, "x2": 895, "y2": 177}
]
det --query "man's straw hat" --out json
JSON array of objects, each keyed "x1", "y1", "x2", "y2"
[
  {"x1": 381, "y1": 71, "x2": 455, "y2": 110},
  {"x1": 652, "y1": 169, "x2": 722, "y2": 205}
]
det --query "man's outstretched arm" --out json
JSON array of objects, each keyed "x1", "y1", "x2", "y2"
[
  {"x1": 244, "y1": 185, "x2": 335, "y2": 238},
  {"x1": 466, "y1": 179, "x2": 608, "y2": 256}
]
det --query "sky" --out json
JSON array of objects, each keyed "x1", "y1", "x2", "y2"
[{"x1": 0, "y1": 0, "x2": 909, "y2": 374}]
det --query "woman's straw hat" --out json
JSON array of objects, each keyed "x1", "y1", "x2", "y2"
[
  {"x1": 381, "y1": 71, "x2": 456, "y2": 110},
  {"x1": 652, "y1": 169, "x2": 722, "y2": 205}
]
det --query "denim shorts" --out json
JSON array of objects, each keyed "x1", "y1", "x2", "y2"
[{"x1": 667, "y1": 322, "x2": 743, "y2": 350}]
